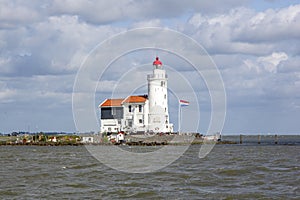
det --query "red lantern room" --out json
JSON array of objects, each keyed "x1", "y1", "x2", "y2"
[{"x1": 153, "y1": 57, "x2": 162, "y2": 67}]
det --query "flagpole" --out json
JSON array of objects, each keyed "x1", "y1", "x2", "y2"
[
  {"x1": 178, "y1": 100, "x2": 189, "y2": 135},
  {"x1": 179, "y1": 104, "x2": 181, "y2": 134}
]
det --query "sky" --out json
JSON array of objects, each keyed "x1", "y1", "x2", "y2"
[{"x1": 0, "y1": 0, "x2": 300, "y2": 134}]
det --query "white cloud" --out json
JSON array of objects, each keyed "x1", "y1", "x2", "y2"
[
  {"x1": 0, "y1": 14, "x2": 124, "y2": 77},
  {"x1": 184, "y1": 5, "x2": 300, "y2": 55},
  {"x1": 0, "y1": 57, "x2": 12, "y2": 74},
  {"x1": 0, "y1": 1, "x2": 48, "y2": 28},
  {"x1": 234, "y1": 4, "x2": 300, "y2": 42},
  {"x1": 0, "y1": 1, "x2": 300, "y2": 133},
  {"x1": 48, "y1": 0, "x2": 249, "y2": 24},
  {"x1": 244, "y1": 52, "x2": 288, "y2": 74},
  {"x1": 131, "y1": 19, "x2": 162, "y2": 28},
  {"x1": 257, "y1": 52, "x2": 288, "y2": 73},
  {"x1": 0, "y1": 82, "x2": 16, "y2": 103}
]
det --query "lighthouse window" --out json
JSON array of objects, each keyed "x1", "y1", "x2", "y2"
[
  {"x1": 129, "y1": 105, "x2": 132, "y2": 112},
  {"x1": 139, "y1": 105, "x2": 142, "y2": 112}
]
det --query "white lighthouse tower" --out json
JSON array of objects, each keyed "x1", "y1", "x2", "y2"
[{"x1": 147, "y1": 57, "x2": 173, "y2": 133}]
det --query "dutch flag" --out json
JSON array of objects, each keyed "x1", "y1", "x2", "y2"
[{"x1": 179, "y1": 100, "x2": 189, "y2": 106}]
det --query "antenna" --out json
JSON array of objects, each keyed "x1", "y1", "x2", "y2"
[{"x1": 153, "y1": 43, "x2": 157, "y2": 61}]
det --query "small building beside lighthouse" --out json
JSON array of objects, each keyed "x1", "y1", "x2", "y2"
[{"x1": 99, "y1": 57, "x2": 173, "y2": 134}]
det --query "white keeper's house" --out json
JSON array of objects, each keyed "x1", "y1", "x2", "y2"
[{"x1": 99, "y1": 57, "x2": 173, "y2": 134}]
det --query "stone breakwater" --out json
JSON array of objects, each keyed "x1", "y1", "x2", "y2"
[
  {"x1": 124, "y1": 134, "x2": 236, "y2": 145},
  {"x1": 0, "y1": 134, "x2": 237, "y2": 146}
]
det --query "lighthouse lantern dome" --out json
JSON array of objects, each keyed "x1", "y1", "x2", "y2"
[{"x1": 153, "y1": 57, "x2": 162, "y2": 67}]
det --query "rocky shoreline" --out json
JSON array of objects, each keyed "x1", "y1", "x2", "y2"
[{"x1": 0, "y1": 134, "x2": 237, "y2": 146}]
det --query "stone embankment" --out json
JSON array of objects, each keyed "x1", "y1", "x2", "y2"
[{"x1": 124, "y1": 134, "x2": 236, "y2": 145}]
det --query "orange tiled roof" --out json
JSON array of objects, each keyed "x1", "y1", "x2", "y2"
[
  {"x1": 122, "y1": 95, "x2": 147, "y2": 103},
  {"x1": 100, "y1": 98, "x2": 124, "y2": 107}
]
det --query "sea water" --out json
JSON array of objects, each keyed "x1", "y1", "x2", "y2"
[{"x1": 0, "y1": 135, "x2": 299, "y2": 199}]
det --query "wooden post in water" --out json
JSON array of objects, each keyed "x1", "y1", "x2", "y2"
[
  {"x1": 258, "y1": 134, "x2": 261, "y2": 144},
  {"x1": 275, "y1": 134, "x2": 278, "y2": 144},
  {"x1": 240, "y1": 134, "x2": 243, "y2": 144}
]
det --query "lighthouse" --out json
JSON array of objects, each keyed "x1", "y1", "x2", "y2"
[
  {"x1": 99, "y1": 57, "x2": 173, "y2": 134},
  {"x1": 147, "y1": 57, "x2": 173, "y2": 133}
]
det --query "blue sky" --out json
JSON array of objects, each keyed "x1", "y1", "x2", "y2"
[
  {"x1": 0, "y1": 0, "x2": 299, "y2": 134},
  {"x1": 250, "y1": 0, "x2": 300, "y2": 11}
]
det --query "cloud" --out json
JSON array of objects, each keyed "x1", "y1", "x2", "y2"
[
  {"x1": 183, "y1": 5, "x2": 300, "y2": 55},
  {"x1": 244, "y1": 52, "x2": 288, "y2": 74},
  {"x1": 0, "y1": 82, "x2": 16, "y2": 103},
  {"x1": 233, "y1": 4, "x2": 300, "y2": 43},
  {"x1": 221, "y1": 52, "x2": 300, "y2": 118},
  {"x1": 0, "y1": 75, "x2": 74, "y2": 104},
  {"x1": 0, "y1": 1, "x2": 44, "y2": 28},
  {"x1": 180, "y1": 5, "x2": 300, "y2": 118},
  {"x1": 0, "y1": 14, "x2": 124, "y2": 77},
  {"x1": 131, "y1": 19, "x2": 162, "y2": 28},
  {"x1": 0, "y1": 1, "x2": 300, "y2": 133},
  {"x1": 278, "y1": 56, "x2": 300, "y2": 73},
  {"x1": 48, "y1": 0, "x2": 249, "y2": 25}
]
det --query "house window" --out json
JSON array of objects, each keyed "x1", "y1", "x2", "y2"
[
  {"x1": 161, "y1": 81, "x2": 164, "y2": 86},
  {"x1": 139, "y1": 105, "x2": 142, "y2": 112},
  {"x1": 129, "y1": 105, "x2": 132, "y2": 112},
  {"x1": 164, "y1": 94, "x2": 166, "y2": 99},
  {"x1": 139, "y1": 119, "x2": 143, "y2": 124}
]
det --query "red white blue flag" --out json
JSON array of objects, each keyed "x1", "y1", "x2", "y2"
[{"x1": 179, "y1": 100, "x2": 189, "y2": 106}]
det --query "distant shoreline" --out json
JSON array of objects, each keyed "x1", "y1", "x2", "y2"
[{"x1": 1, "y1": 134, "x2": 299, "y2": 146}]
